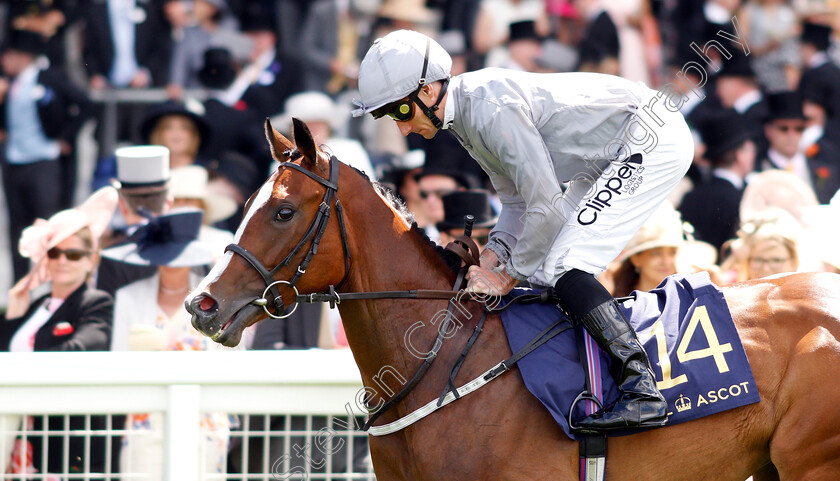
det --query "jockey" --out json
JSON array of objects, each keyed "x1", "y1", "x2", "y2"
[{"x1": 352, "y1": 29, "x2": 693, "y2": 431}]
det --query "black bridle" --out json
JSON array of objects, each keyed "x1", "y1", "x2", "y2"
[{"x1": 225, "y1": 153, "x2": 351, "y2": 319}]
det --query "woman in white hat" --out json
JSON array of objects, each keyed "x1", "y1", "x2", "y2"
[
  {"x1": 170, "y1": 164, "x2": 237, "y2": 257},
  {"x1": 720, "y1": 207, "x2": 802, "y2": 283}
]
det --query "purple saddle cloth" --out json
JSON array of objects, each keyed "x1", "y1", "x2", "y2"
[{"x1": 500, "y1": 272, "x2": 760, "y2": 440}]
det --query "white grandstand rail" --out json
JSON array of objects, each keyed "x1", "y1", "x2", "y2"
[{"x1": 0, "y1": 350, "x2": 368, "y2": 481}]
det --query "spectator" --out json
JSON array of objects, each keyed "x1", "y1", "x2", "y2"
[
  {"x1": 797, "y1": 21, "x2": 840, "y2": 123},
  {"x1": 720, "y1": 207, "x2": 802, "y2": 282},
  {"x1": 737, "y1": 0, "x2": 799, "y2": 92},
  {"x1": 602, "y1": 0, "x2": 660, "y2": 84},
  {"x1": 413, "y1": 165, "x2": 472, "y2": 240},
  {"x1": 757, "y1": 91, "x2": 840, "y2": 202},
  {"x1": 485, "y1": 20, "x2": 544, "y2": 71},
  {"x1": 375, "y1": 149, "x2": 426, "y2": 218},
  {"x1": 471, "y1": 0, "x2": 550, "y2": 56},
  {"x1": 166, "y1": 0, "x2": 249, "y2": 99},
  {"x1": 436, "y1": 190, "x2": 498, "y2": 249},
  {"x1": 1, "y1": 187, "x2": 117, "y2": 475},
  {"x1": 83, "y1": 0, "x2": 173, "y2": 89},
  {"x1": 197, "y1": 47, "x2": 269, "y2": 171},
  {"x1": 0, "y1": 29, "x2": 94, "y2": 282},
  {"x1": 206, "y1": 150, "x2": 261, "y2": 232},
  {"x1": 236, "y1": 5, "x2": 305, "y2": 118},
  {"x1": 299, "y1": 0, "x2": 369, "y2": 95},
  {"x1": 714, "y1": 52, "x2": 769, "y2": 147},
  {"x1": 140, "y1": 101, "x2": 212, "y2": 169},
  {"x1": 96, "y1": 145, "x2": 172, "y2": 297},
  {"x1": 100, "y1": 209, "x2": 231, "y2": 475},
  {"x1": 609, "y1": 202, "x2": 684, "y2": 297},
  {"x1": 170, "y1": 164, "x2": 237, "y2": 256},
  {"x1": 6, "y1": 0, "x2": 80, "y2": 68},
  {"x1": 680, "y1": 110, "x2": 754, "y2": 252},
  {"x1": 574, "y1": 0, "x2": 620, "y2": 75},
  {"x1": 274, "y1": 91, "x2": 376, "y2": 179}
]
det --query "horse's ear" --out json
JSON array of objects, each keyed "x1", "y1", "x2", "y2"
[
  {"x1": 264, "y1": 118, "x2": 294, "y2": 161},
  {"x1": 292, "y1": 117, "x2": 319, "y2": 169}
]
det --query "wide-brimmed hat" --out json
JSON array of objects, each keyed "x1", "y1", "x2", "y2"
[
  {"x1": 436, "y1": 190, "x2": 498, "y2": 231},
  {"x1": 198, "y1": 47, "x2": 237, "y2": 90},
  {"x1": 206, "y1": 150, "x2": 260, "y2": 200},
  {"x1": 414, "y1": 164, "x2": 476, "y2": 190},
  {"x1": 617, "y1": 202, "x2": 685, "y2": 263},
  {"x1": 101, "y1": 209, "x2": 215, "y2": 267},
  {"x1": 17, "y1": 186, "x2": 119, "y2": 290},
  {"x1": 273, "y1": 91, "x2": 343, "y2": 132},
  {"x1": 139, "y1": 101, "x2": 211, "y2": 152},
  {"x1": 764, "y1": 91, "x2": 806, "y2": 122},
  {"x1": 698, "y1": 109, "x2": 753, "y2": 161},
  {"x1": 170, "y1": 165, "x2": 238, "y2": 223}
]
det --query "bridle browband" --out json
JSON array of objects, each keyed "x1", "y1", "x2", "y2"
[{"x1": 225, "y1": 153, "x2": 351, "y2": 319}]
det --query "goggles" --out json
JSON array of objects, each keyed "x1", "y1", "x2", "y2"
[{"x1": 371, "y1": 98, "x2": 415, "y2": 122}]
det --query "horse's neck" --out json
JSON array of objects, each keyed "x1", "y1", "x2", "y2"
[{"x1": 336, "y1": 192, "x2": 457, "y2": 384}]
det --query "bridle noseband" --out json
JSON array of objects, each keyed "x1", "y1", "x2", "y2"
[{"x1": 225, "y1": 153, "x2": 351, "y2": 319}]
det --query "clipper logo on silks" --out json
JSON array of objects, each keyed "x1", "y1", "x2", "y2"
[{"x1": 577, "y1": 153, "x2": 645, "y2": 226}]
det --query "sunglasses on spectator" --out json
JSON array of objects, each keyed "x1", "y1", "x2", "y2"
[
  {"x1": 371, "y1": 98, "x2": 415, "y2": 122},
  {"x1": 47, "y1": 247, "x2": 91, "y2": 261},
  {"x1": 419, "y1": 189, "x2": 454, "y2": 199}
]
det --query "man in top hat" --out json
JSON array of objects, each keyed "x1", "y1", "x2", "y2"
[
  {"x1": 96, "y1": 145, "x2": 173, "y2": 296},
  {"x1": 486, "y1": 20, "x2": 544, "y2": 72},
  {"x1": 575, "y1": 0, "x2": 619, "y2": 75},
  {"x1": 714, "y1": 52, "x2": 768, "y2": 147},
  {"x1": 798, "y1": 22, "x2": 840, "y2": 124},
  {"x1": 354, "y1": 29, "x2": 696, "y2": 431},
  {"x1": 0, "y1": 28, "x2": 95, "y2": 281},
  {"x1": 757, "y1": 92, "x2": 812, "y2": 185},
  {"x1": 197, "y1": 47, "x2": 269, "y2": 172},
  {"x1": 436, "y1": 190, "x2": 498, "y2": 249},
  {"x1": 413, "y1": 163, "x2": 473, "y2": 241},
  {"x1": 680, "y1": 110, "x2": 755, "y2": 252}
]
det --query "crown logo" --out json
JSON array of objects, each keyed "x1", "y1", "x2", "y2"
[{"x1": 675, "y1": 394, "x2": 692, "y2": 413}]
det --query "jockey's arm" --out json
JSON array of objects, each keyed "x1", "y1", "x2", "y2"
[{"x1": 477, "y1": 104, "x2": 566, "y2": 282}]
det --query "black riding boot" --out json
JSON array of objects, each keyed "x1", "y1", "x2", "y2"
[{"x1": 573, "y1": 299, "x2": 668, "y2": 431}]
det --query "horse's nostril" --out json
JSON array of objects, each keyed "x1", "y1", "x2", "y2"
[{"x1": 199, "y1": 295, "x2": 217, "y2": 313}]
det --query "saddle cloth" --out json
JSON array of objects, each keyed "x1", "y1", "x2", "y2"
[{"x1": 500, "y1": 272, "x2": 760, "y2": 440}]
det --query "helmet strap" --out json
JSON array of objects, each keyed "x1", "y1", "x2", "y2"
[{"x1": 410, "y1": 37, "x2": 449, "y2": 130}]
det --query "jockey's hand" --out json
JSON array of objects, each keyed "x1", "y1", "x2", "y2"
[{"x1": 466, "y1": 263, "x2": 517, "y2": 297}]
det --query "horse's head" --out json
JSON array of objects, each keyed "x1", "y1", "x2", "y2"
[{"x1": 186, "y1": 118, "x2": 353, "y2": 346}]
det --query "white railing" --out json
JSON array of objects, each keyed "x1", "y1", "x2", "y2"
[{"x1": 0, "y1": 350, "x2": 374, "y2": 481}]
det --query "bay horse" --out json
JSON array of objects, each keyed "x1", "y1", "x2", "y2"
[{"x1": 187, "y1": 118, "x2": 840, "y2": 481}]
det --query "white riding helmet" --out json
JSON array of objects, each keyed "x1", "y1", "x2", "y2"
[{"x1": 352, "y1": 30, "x2": 452, "y2": 117}]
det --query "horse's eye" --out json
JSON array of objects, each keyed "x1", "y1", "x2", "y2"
[{"x1": 276, "y1": 208, "x2": 294, "y2": 221}]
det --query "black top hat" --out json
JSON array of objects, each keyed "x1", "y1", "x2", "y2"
[
  {"x1": 800, "y1": 78, "x2": 836, "y2": 116},
  {"x1": 801, "y1": 22, "x2": 832, "y2": 51},
  {"x1": 436, "y1": 190, "x2": 498, "y2": 232},
  {"x1": 764, "y1": 92, "x2": 806, "y2": 122},
  {"x1": 240, "y1": 2, "x2": 277, "y2": 32},
  {"x1": 198, "y1": 48, "x2": 237, "y2": 90},
  {"x1": 509, "y1": 20, "x2": 540, "y2": 43},
  {"x1": 699, "y1": 109, "x2": 753, "y2": 161},
  {"x1": 140, "y1": 101, "x2": 212, "y2": 152},
  {"x1": 414, "y1": 165, "x2": 476, "y2": 190},
  {"x1": 101, "y1": 208, "x2": 215, "y2": 267},
  {"x1": 717, "y1": 53, "x2": 755, "y2": 78},
  {"x1": 5, "y1": 29, "x2": 46, "y2": 55}
]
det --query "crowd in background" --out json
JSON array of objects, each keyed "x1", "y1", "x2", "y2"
[{"x1": 0, "y1": 0, "x2": 839, "y2": 477}]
